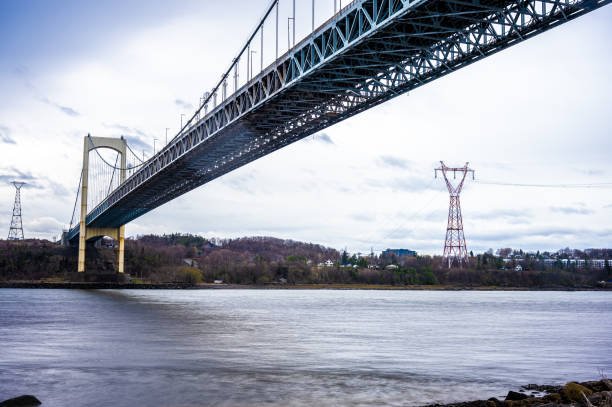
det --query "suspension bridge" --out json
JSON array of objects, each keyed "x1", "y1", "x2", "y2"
[{"x1": 63, "y1": 0, "x2": 610, "y2": 273}]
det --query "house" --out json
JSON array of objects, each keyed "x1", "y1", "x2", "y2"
[
  {"x1": 318, "y1": 259, "x2": 335, "y2": 268},
  {"x1": 514, "y1": 265, "x2": 523, "y2": 271},
  {"x1": 385, "y1": 264, "x2": 399, "y2": 270},
  {"x1": 183, "y1": 258, "x2": 198, "y2": 267}
]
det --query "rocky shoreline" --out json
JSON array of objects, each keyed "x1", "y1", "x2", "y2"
[
  {"x1": 2, "y1": 380, "x2": 610, "y2": 406},
  {"x1": 422, "y1": 380, "x2": 612, "y2": 407}
]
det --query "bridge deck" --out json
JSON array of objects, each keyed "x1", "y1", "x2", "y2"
[{"x1": 68, "y1": 0, "x2": 609, "y2": 242}]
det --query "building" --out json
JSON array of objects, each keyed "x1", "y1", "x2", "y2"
[
  {"x1": 382, "y1": 248, "x2": 417, "y2": 257},
  {"x1": 317, "y1": 259, "x2": 335, "y2": 268}
]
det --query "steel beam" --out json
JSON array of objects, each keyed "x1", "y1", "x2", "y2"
[{"x1": 68, "y1": 0, "x2": 610, "y2": 242}]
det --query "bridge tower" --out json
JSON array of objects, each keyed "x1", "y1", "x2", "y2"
[
  {"x1": 7, "y1": 181, "x2": 26, "y2": 240},
  {"x1": 78, "y1": 135, "x2": 127, "y2": 274},
  {"x1": 435, "y1": 162, "x2": 474, "y2": 268}
]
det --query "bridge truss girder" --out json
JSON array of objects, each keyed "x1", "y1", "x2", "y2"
[{"x1": 68, "y1": 0, "x2": 609, "y2": 242}]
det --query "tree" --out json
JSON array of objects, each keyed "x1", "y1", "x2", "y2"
[
  {"x1": 497, "y1": 248, "x2": 512, "y2": 258},
  {"x1": 341, "y1": 250, "x2": 349, "y2": 265},
  {"x1": 419, "y1": 267, "x2": 438, "y2": 285}
]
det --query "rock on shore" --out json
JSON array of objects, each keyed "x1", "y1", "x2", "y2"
[
  {"x1": 422, "y1": 379, "x2": 612, "y2": 407},
  {"x1": 0, "y1": 395, "x2": 41, "y2": 407}
]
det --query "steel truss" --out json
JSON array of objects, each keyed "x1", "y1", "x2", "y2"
[
  {"x1": 68, "y1": 0, "x2": 609, "y2": 242},
  {"x1": 8, "y1": 182, "x2": 26, "y2": 240},
  {"x1": 435, "y1": 162, "x2": 474, "y2": 268}
]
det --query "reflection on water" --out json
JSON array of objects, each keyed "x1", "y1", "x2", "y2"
[{"x1": 0, "y1": 289, "x2": 610, "y2": 406}]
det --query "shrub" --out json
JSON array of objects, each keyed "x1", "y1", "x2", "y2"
[{"x1": 179, "y1": 267, "x2": 203, "y2": 285}]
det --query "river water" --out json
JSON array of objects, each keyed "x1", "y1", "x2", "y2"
[{"x1": 0, "y1": 289, "x2": 610, "y2": 406}]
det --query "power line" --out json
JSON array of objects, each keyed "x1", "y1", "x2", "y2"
[{"x1": 475, "y1": 180, "x2": 612, "y2": 189}]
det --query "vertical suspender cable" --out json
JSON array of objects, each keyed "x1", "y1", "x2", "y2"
[{"x1": 312, "y1": 0, "x2": 315, "y2": 31}]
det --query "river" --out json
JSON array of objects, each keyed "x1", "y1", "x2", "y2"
[{"x1": 0, "y1": 289, "x2": 610, "y2": 406}]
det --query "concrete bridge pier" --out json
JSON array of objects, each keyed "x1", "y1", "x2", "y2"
[{"x1": 77, "y1": 135, "x2": 126, "y2": 274}]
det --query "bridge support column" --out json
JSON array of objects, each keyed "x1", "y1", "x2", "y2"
[
  {"x1": 117, "y1": 225, "x2": 125, "y2": 274},
  {"x1": 77, "y1": 137, "x2": 89, "y2": 273},
  {"x1": 77, "y1": 134, "x2": 127, "y2": 274}
]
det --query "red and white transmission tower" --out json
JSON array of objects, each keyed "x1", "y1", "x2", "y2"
[
  {"x1": 435, "y1": 162, "x2": 474, "y2": 268},
  {"x1": 8, "y1": 181, "x2": 26, "y2": 240}
]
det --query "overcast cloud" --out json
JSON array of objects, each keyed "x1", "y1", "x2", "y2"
[{"x1": 0, "y1": 1, "x2": 610, "y2": 253}]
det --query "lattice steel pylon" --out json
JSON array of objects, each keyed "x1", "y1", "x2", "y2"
[
  {"x1": 7, "y1": 181, "x2": 26, "y2": 240},
  {"x1": 435, "y1": 162, "x2": 475, "y2": 268}
]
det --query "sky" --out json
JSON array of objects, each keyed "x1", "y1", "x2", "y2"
[{"x1": 0, "y1": 0, "x2": 611, "y2": 255}]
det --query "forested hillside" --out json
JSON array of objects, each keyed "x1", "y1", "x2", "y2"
[{"x1": 0, "y1": 235, "x2": 608, "y2": 288}]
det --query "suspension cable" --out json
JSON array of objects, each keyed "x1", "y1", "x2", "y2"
[
  {"x1": 125, "y1": 141, "x2": 145, "y2": 163},
  {"x1": 168, "y1": 0, "x2": 280, "y2": 145},
  {"x1": 87, "y1": 135, "x2": 147, "y2": 170},
  {"x1": 107, "y1": 154, "x2": 119, "y2": 197},
  {"x1": 69, "y1": 168, "x2": 83, "y2": 229}
]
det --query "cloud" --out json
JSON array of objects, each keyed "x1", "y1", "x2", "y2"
[
  {"x1": 0, "y1": 167, "x2": 69, "y2": 194},
  {"x1": 123, "y1": 136, "x2": 152, "y2": 153},
  {"x1": 46, "y1": 180, "x2": 70, "y2": 196},
  {"x1": 384, "y1": 227, "x2": 417, "y2": 240},
  {"x1": 0, "y1": 126, "x2": 16, "y2": 144},
  {"x1": 103, "y1": 123, "x2": 152, "y2": 152},
  {"x1": 369, "y1": 176, "x2": 438, "y2": 193},
  {"x1": 221, "y1": 171, "x2": 257, "y2": 194},
  {"x1": 378, "y1": 155, "x2": 411, "y2": 169},
  {"x1": 103, "y1": 123, "x2": 147, "y2": 137},
  {"x1": 350, "y1": 212, "x2": 375, "y2": 222},
  {"x1": 470, "y1": 226, "x2": 581, "y2": 242},
  {"x1": 575, "y1": 168, "x2": 605, "y2": 176},
  {"x1": 175, "y1": 99, "x2": 194, "y2": 110},
  {"x1": 473, "y1": 208, "x2": 533, "y2": 222},
  {"x1": 13, "y1": 65, "x2": 29, "y2": 76},
  {"x1": 40, "y1": 96, "x2": 80, "y2": 117},
  {"x1": 58, "y1": 106, "x2": 79, "y2": 116},
  {"x1": 25, "y1": 216, "x2": 64, "y2": 234},
  {"x1": 469, "y1": 225, "x2": 612, "y2": 247},
  {"x1": 550, "y1": 206, "x2": 593, "y2": 215},
  {"x1": 0, "y1": 167, "x2": 37, "y2": 184},
  {"x1": 314, "y1": 132, "x2": 334, "y2": 145}
]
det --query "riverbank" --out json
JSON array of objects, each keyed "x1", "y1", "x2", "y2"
[
  {"x1": 421, "y1": 379, "x2": 612, "y2": 407},
  {"x1": 0, "y1": 281, "x2": 609, "y2": 290},
  {"x1": 2, "y1": 379, "x2": 610, "y2": 406}
]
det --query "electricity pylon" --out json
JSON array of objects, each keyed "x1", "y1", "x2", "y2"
[
  {"x1": 7, "y1": 181, "x2": 26, "y2": 240},
  {"x1": 435, "y1": 162, "x2": 474, "y2": 268}
]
